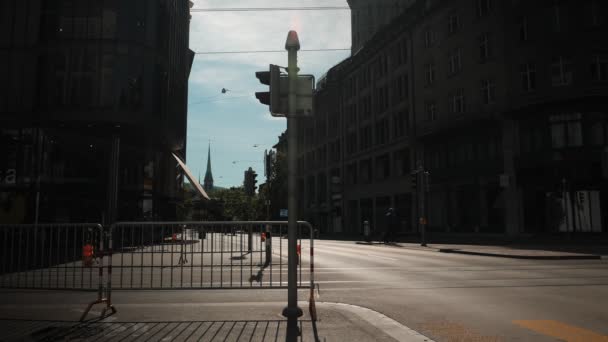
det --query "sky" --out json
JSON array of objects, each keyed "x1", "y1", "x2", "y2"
[{"x1": 187, "y1": 0, "x2": 351, "y2": 188}]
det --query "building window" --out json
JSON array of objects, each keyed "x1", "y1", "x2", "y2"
[
  {"x1": 476, "y1": 0, "x2": 492, "y2": 17},
  {"x1": 550, "y1": 113, "x2": 583, "y2": 148},
  {"x1": 479, "y1": 33, "x2": 492, "y2": 62},
  {"x1": 551, "y1": 56, "x2": 573, "y2": 86},
  {"x1": 551, "y1": 4, "x2": 562, "y2": 32},
  {"x1": 347, "y1": 163, "x2": 358, "y2": 185},
  {"x1": 425, "y1": 63, "x2": 436, "y2": 85},
  {"x1": 360, "y1": 125, "x2": 372, "y2": 150},
  {"x1": 425, "y1": 101, "x2": 437, "y2": 121},
  {"x1": 375, "y1": 118, "x2": 389, "y2": 145},
  {"x1": 375, "y1": 154, "x2": 391, "y2": 180},
  {"x1": 481, "y1": 79, "x2": 496, "y2": 104},
  {"x1": 448, "y1": 14, "x2": 460, "y2": 34},
  {"x1": 424, "y1": 29, "x2": 435, "y2": 47},
  {"x1": 393, "y1": 40, "x2": 408, "y2": 66},
  {"x1": 374, "y1": 86, "x2": 389, "y2": 113},
  {"x1": 347, "y1": 132, "x2": 357, "y2": 155},
  {"x1": 393, "y1": 110, "x2": 408, "y2": 138},
  {"x1": 591, "y1": 55, "x2": 608, "y2": 82},
  {"x1": 392, "y1": 75, "x2": 408, "y2": 105},
  {"x1": 360, "y1": 159, "x2": 372, "y2": 183},
  {"x1": 519, "y1": 16, "x2": 528, "y2": 41},
  {"x1": 585, "y1": 0, "x2": 603, "y2": 27},
  {"x1": 520, "y1": 63, "x2": 536, "y2": 92},
  {"x1": 450, "y1": 89, "x2": 465, "y2": 113},
  {"x1": 448, "y1": 48, "x2": 462, "y2": 75},
  {"x1": 394, "y1": 149, "x2": 410, "y2": 176},
  {"x1": 588, "y1": 122, "x2": 605, "y2": 146}
]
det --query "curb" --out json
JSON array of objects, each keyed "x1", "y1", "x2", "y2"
[
  {"x1": 438, "y1": 249, "x2": 602, "y2": 260},
  {"x1": 319, "y1": 302, "x2": 434, "y2": 342}
]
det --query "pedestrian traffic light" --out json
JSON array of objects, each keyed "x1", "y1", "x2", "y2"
[{"x1": 255, "y1": 64, "x2": 281, "y2": 115}]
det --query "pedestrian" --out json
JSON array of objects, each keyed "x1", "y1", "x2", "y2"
[{"x1": 384, "y1": 208, "x2": 398, "y2": 244}]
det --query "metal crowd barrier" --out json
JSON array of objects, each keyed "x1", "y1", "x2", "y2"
[
  {"x1": 0, "y1": 221, "x2": 316, "y2": 321},
  {"x1": 0, "y1": 223, "x2": 115, "y2": 320},
  {"x1": 107, "y1": 221, "x2": 315, "y2": 291}
]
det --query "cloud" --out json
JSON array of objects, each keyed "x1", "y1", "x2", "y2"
[{"x1": 186, "y1": 0, "x2": 351, "y2": 186}]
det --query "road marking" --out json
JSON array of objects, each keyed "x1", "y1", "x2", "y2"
[
  {"x1": 514, "y1": 320, "x2": 608, "y2": 341},
  {"x1": 366, "y1": 254, "x2": 398, "y2": 261}
]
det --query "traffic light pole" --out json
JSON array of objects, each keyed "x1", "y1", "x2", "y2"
[
  {"x1": 415, "y1": 161, "x2": 427, "y2": 247},
  {"x1": 283, "y1": 30, "x2": 303, "y2": 342}
]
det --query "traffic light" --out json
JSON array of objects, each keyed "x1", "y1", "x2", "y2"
[
  {"x1": 410, "y1": 171, "x2": 418, "y2": 192},
  {"x1": 577, "y1": 191, "x2": 585, "y2": 205},
  {"x1": 255, "y1": 64, "x2": 281, "y2": 115},
  {"x1": 252, "y1": 170, "x2": 258, "y2": 193},
  {"x1": 244, "y1": 167, "x2": 258, "y2": 196}
]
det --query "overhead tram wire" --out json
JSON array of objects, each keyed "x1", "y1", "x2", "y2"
[
  {"x1": 190, "y1": 6, "x2": 350, "y2": 12},
  {"x1": 194, "y1": 48, "x2": 350, "y2": 55},
  {"x1": 190, "y1": 4, "x2": 409, "y2": 12}
]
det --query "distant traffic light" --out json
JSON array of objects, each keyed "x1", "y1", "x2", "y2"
[
  {"x1": 244, "y1": 167, "x2": 258, "y2": 196},
  {"x1": 255, "y1": 64, "x2": 281, "y2": 115},
  {"x1": 410, "y1": 171, "x2": 418, "y2": 192},
  {"x1": 577, "y1": 191, "x2": 585, "y2": 205}
]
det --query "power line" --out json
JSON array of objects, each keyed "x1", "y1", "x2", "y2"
[
  {"x1": 191, "y1": 6, "x2": 350, "y2": 12},
  {"x1": 194, "y1": 48, "x2": 349, "y2": 55},
  {"x1": 189, "y1": 95, "x2": 252, "y2": 106}
]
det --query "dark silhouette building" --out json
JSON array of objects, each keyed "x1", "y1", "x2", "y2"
[
  {"x1": 0, "y1": 0, "x2": 195, "y2": 223},
  {"x1": 299, "y1": 0, "x2": 608, "y2": 235}
]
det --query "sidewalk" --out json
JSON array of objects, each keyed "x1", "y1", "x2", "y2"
[
  {"x1": 357, "y1": 241, "x2": 606, "y2": 260},
  {"x1": 0, "y1": 291, "x2": 432, "y2": 342}
]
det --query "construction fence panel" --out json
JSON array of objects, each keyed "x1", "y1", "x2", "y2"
[
  {"x1": 0, "y1": 223, "x2": 105, "y2": 291},
  {"x1": 108, "y1": 221, "x2": 315, "y2": 290}
]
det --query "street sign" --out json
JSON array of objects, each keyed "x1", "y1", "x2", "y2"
[
  {"x1": 274, "y1": 75, "x2": 314, "y2": 117},
  {"x1": 280, "y1": 209, "x2": 288, "y2": 217}
]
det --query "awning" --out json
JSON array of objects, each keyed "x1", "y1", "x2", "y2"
[{"x1": 171, "y1": 152, "x2": 210, "y2": 201}]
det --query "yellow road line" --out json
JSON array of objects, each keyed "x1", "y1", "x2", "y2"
[{"x1": 514, "y1": 320, "x2": 608, "y2": 342}]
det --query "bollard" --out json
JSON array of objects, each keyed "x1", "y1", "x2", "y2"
[{"x1": 363, "y1": 220, "x2": 371, "y2": 242}]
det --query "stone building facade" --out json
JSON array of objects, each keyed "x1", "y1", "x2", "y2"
[
  {"x1": 0, "y1": 0, "x2": 195, "y2": 223},
  {"x1": 297, "y1": 0, "x2": 608, "y2": 235}
]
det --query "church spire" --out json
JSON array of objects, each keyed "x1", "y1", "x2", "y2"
[{"x1": 203, "y1": 142, "x2": 214, "y2": 192}]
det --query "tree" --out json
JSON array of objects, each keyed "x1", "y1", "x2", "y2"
[
  {"x1": 212, "y1": 186, "x2": 265, "y2": 221},
  {"x1": 260, "y1": 151, "x2": 287, "y2": 220}
]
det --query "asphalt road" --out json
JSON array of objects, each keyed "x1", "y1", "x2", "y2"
[
  {"x1": 2, "y1": 238, "x2": 608, "y2": 341},
  {"x1": 307, "y1": 240, "x2": 608, "y2": 341}
]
